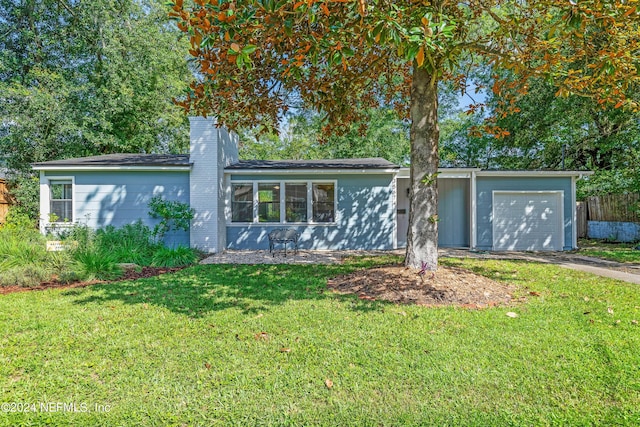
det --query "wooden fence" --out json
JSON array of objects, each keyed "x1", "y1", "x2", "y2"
[
  {"x1": 0, "y1": 179, "x2": 9, "y2": 225},
  {"x1": 586, "y1": 193, "x2": 640, "y2": 223}
]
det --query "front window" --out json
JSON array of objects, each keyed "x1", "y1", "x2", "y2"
[
  {"x1": 285, "y1": 183, "x2": 307, "y2": 222},
  {"x1": 231, "y1": 184, "x2": 253, "y2": 222},
  {"x1": 258, "y1": 183, "x2": 280, "y2": 222},
  {"x1": 312, "y1": 183, "x2": 335, "y2": 222},
  {"x1": 50, "y1": 180, "x2": 73, "y2": 222},
  {"x1": 229, "y1": 180, "x2": 336, "y2": 224}
]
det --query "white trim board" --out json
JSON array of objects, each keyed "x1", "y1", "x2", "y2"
[
  {"x1": 34, "y1": 166, "x2": 192, "y2": 172},
  {"x1": 226, "y1": 168, "x2": 398, "y2": 175}
]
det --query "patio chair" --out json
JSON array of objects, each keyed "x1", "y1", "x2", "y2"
[{"x1": 268, "y1": 229, "x2": 300, "y2": 257}]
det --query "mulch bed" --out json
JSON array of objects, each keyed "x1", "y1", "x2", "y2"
[
  {"x1": 0, "y1": 267, "x2": 183, "y2": 295},
  {"x1": 328, "y1": 264, "x2": 515, "y2": 308}
]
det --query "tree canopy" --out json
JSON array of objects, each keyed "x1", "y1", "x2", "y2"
[
  {"x1": 175, "y1": 0, "x2": 638, "y2": 268},
  {"x1": 0, "y1": 0, "x2": 192, "y2": 177}
]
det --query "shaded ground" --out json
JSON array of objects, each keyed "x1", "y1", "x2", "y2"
[
  {"x1": 328, "y1": 264, "x2": 514, "y2": 308},
  {"x1": 0, "y1": 267, "x2": 183, "y2": 295}
]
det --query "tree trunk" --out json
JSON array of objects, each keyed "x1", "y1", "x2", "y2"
[{"x1": 405, "y1": 65, "x2": 439, "y2": 270}]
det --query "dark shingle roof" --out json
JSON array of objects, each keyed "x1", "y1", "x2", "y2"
[
  {"x1": 32, "y1": 154, "x2": 190, "y2": 168},
  {"x1": 32, "y1": 154, "x2": 399, "y2": 170},
  {"x1": 225, "y1": 158, "x2": 398, "y2": 170}
]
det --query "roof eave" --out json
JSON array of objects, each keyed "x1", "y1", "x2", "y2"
[
  {"x1": 225, "y1": 168, "x2": 399, "y2": 175},
  {"x1": 33, "y1": 165, "x2": 192, "y2": 172}
]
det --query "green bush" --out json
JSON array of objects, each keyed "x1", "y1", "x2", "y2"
[
  {"x1": 148, "y1": 196, "x2": 194, "y2": 241},
  {"x1": 0, "y1": 224, "x2": 64, "y2": 287},
  {"x1": 151, "y1": 246, "x2": 199, "y2": 268},
  {"x1": 93, "y1": 221, "x2": 160, "y2": 265},
  {"x1": 0, "y1": 219, "x2": 198, "y2": 287},
  {"x1": 72, "y1": 249, "x2": 123, "y2": 281},
  {"x1": 0, "y1": 265, "x2": 52, "y2": 287}
]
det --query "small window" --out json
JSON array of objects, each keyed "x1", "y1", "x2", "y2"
[
  {"x1": 285, "y1": 183, "x2": 307, "y2": 222},
  {"x1": 50, "y1": 180, "x2": 73, "y2": 222},
  {"x1": 258, "y1": 183, "x2": 280, "y2": 222},
  {"x1": 231, "y1": 184, "x2": 253, "y2": 222},
  {"x1": 312, "y1": 183, "x2": 335, "y2": 222}
]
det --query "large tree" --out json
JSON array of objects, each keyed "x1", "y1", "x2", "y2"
[{"x1": 173, "y1": 0, "x2": 639, "y2": 268}]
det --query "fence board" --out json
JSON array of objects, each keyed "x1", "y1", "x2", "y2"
[
  {"x1": 0, "y1": 179, "x2": 8, "y2": 224},
  {"x1": 586, "y1": 193, "x2": 640, "y2": 223},
  {"x1": 576, "y1": 201, "x2": 587, "y2": 238}
]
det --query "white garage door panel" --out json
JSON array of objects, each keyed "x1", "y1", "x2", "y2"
[{"x1": 493, "y1": 192, "x2": 564, "y2": 251}]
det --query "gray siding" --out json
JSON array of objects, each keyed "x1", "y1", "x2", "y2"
[
  {"x1": 227, "y1": 174, "x2": 395, "y2": 250},
  {"x1": 46, "y1": 170, "x2": 190, "y2": 246},
  {"x1": 476, "y1": 176, "x2": 573, "y2": 250},
  {"x1": 438, "y1": 178, "x2": 470, "y2": 247}
]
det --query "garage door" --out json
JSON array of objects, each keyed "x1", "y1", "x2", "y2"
[{"x1": 493, "y1": 191, "x2": 564, "y2": 251}]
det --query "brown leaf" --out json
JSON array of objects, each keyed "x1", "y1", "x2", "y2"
[
  {"x1": 255, "y1": 332, "x2": 269, "y2": 340},
  {"x1": 204, "y1": 362, "x2": 211, "y2": 369},
  {"x1": 529, "y1": 291, "x2": 541, "y2": 296},
  {"x1": 416, "y1": 46, "x2": 425, "y2": 67},
  {"x1": 325, "y1": 378, "x2": 333, "y2": 389},
  {"x1": 279, "y1": 347, "x2": 291, "y2": 353}
]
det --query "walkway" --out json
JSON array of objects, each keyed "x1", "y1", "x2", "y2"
[{"x1": 201, "y1": 248, "x2": 640, "y2": 285}]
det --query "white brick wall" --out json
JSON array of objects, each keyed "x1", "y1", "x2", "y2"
[{"x1": 189, "y1": 117, "x2": 238, "y2": 252}]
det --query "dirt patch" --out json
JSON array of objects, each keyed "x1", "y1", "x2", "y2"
[
  {"x1": 327, "y1": 264, "x2": 515, "y2": 308},
  {"x1": 0, "y1": 267, "x2": 184, "y2": 295}
]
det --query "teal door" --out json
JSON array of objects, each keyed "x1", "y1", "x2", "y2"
[{"x1": 438, "y1": 178, "x2": 470, "y2": 247}]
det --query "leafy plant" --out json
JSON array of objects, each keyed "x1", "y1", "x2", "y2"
[
  {"x1": 72, "y1": 249, "x2": 123, "y2": 281},
  {"x1": 151, "y1": 246, "x2": 199, "y2": 268},
  {"x1": 94, "y1": 221, "x2": 159, "y2": 265},
  {"x1": 148, "y1": 196, "x2": 194, "y2": 241}
]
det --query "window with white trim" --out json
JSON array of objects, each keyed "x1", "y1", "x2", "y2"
[
  {"x1": 285, "y1": 183, "x2": 307, "y2": 222},
  {"x1": 312, "y1": 183, "x2": 335, "y2": 223},
  {"x1": 229, "y1": 180, "x2": 336, "y2": 224},
  {"x1": 49, "y1": 180, "x2": 73, "y2": 222},
  {"x1": 258, "y1": 183, "x2": 280, "y2": 222},
  {"x1": 231, "y1": 183, "x2": 253, "y2": 222}
]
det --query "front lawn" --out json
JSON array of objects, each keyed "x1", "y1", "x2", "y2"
[
  {"x1": 579, "y1": 238, "x2": 640, "y2": 263},
  {"x1": 1, "y1": 257, "x2": 639, "y2": 426}
]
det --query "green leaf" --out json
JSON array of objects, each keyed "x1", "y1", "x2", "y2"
[{"x1": 242, "y1": 45, "x2": 258, "y2": 55}]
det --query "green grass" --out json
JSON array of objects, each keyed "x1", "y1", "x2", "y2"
[
  {"x1": 578, "y1": 239, "x2": 640, "y2": 263},
  {"x1": 1, "y1": 257, "x2": 639, "y2": 426}
]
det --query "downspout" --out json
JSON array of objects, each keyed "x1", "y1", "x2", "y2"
[{"x1": 470, "y1": 170, "x2": 477, "y2": 250}]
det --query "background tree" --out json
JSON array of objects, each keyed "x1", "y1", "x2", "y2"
[
  {"x1": 175, "y1": 0, "x2": 639, "y2": 268},
  {"x1": 0, "y1": 0, "x2": 192, "y2": 217},
  {"x1": 483, "y1": 75, "x2": 640, "y2": 197},
  {"x1": 239, "y1": 108, "x2": 410, "y2": 164}
]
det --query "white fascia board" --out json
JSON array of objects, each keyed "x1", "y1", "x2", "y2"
[
  {"x1": 33, "y1": 165, "x2": 192, "y2": 172},
  {"x1": 396, "y1": 167, "x2": 481, "y2": 179},
  {"x1": 476, "y1": 170, "x2": 593, "y2": 178},
  {"x1": 225, "y1": 168, "x2": 399, "y2": 175}
]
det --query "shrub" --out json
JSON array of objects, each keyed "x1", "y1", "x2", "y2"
[
  {"x1": 148, "y1": 196, "x2": 194, "y2": 241},
  {"x1": 151, "y1": 246, "x2": 199, "y2": 268},
  {"x1": 72, "y1": 249, "x2": 123, "y2": 281},
  {"x1": 94, "y1": 221, "x2": 159, "y2": 265},
  {"x1": 0, "y1": 265, "x2": 52, "y2": 287}
]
